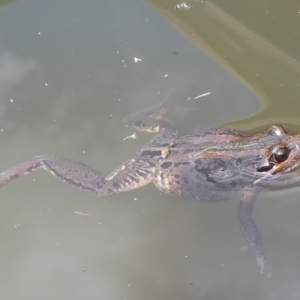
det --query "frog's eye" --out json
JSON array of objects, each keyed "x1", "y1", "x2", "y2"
[
  {"x1": 267, "y1": 125, "x2": 286, "y2": 136},
  {"x1": 272, "y1": 147, "x2": 290, "y2": 163}
]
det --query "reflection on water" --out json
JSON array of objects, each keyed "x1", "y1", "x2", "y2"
[
  {"x1": 1, "y1": 0, "x2": 300, "y2": 299},
  {"x1": 147, "y1": 0, "x2": 300, "y2": 129}
]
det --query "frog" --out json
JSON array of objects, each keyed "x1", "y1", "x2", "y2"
[{"x1": 1, "y1": 98, "x2": 300, "y2": 276}]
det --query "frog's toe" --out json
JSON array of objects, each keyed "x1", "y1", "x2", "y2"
[{"x1": 257, "y1": 256, "x2": 271, "y2": 277}]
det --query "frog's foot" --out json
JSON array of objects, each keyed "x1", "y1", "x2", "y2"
[
  {"x1": 123, "y1": 89, "x2": 173, "y2": 130},
  {"x1": 123, "y1": 89, "x2": 178, "y2": 143},
  {"x1": 240, "y1": 243, "x2": 271, "y2": 276},
  {"x1": 0, "y1": 156, "x2": 108, "y2": 194},
  {"x1": 257, "y1": 255, "x2": 271, "y2": 278}
]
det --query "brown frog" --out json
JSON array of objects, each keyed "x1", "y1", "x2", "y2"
[{"x1": 1, "y1": 100, "x2": 300, "y2": 276}]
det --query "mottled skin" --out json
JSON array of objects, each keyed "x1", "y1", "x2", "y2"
[{"x1": 1, "y1": 100, "x2": 300, "y2": 276}]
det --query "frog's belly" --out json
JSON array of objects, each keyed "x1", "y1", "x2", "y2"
[{"x1": 153, "y1": 165, "x2": 249, "y2": 202}]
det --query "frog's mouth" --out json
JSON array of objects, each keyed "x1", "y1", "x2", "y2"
[
  {"x1": 254, "y1": 156, "x2": 300, "y2": 185},
  {"x1": 281, "y1": 164, "x2": 300, "y2": 185},
  {"x1": 257, "y1": 143, "x2": 300, "y2": 175},
  {"x1": 254, "y1": 166, "x2": 300, "y2": 186},
  {"x1": 270, "y1": 154, "x2": 300, "y2": 175},
  {"x1": 269, "y1": 168, "x2": 300, "y2": 187}
]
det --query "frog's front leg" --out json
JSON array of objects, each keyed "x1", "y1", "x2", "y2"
[
  {"x1": 0, "y1": 155, "x2": 153, "y2": 196},
  {"x1": 237, "y1": 186, "x2": 271, "y2": 276}
]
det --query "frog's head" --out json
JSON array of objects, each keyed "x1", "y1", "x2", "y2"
[{"x1": 256, "y1": 125, "x2": 300, "y2": 176}]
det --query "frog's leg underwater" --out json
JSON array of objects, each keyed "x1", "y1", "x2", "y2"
[
  {"x1": 0, "y1": 98, "x2": 177, "y2": 196},
  {"x1": 0, "y1": 155, "x2": 154, "y2": 196},
  {"x1": 237, "y1": 186, "x2": 271, "y2": 277}
]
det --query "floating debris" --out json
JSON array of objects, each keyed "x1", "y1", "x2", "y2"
[
  {"x1": 175, "y1": 2, "x2": 191, "y2": 10},
  {"x1": 123, "y1": 132, "x2": 137, "y2": 141},
  {"x1": 134, "y1": 57, "x2": 142, "y2": 63},
  {"x1": 161, "y1": 146, "x2": 170, "y2": 159},
  {"x1": 72, "y1": 211, "x2": 92, "y2": 216},
  {"x1": 161, "y1": 141, "x2": 175, "y2": 159},
  {"x1": 194, "y1": 92, "x2": 211, "y2": 99}
]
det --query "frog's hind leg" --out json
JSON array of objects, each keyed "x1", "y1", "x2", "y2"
[
  {"x1": 0, "y1": 155, "x2": 153, "y2": 197},
  {"x1": 123, "y1": 90, "x2": 178, "y2": 145}
]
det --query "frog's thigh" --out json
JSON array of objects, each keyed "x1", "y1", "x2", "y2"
[{"x1": 103, "y1": 158, "x2": 154, "y2": 194}]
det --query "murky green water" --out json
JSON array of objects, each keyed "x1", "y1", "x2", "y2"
[
  {"x1": 149, "y1": 0, "x2": 300, "y2": 130},
  {"x1": 0, "y1": 1, "x2": 299, "y2": 299}
]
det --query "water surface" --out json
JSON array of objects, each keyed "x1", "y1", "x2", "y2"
[{"x1": 0, "y1": 1, "x2": 298, "y2": 300}]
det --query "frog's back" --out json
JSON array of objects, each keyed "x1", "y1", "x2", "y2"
[{"x1": 148, "y1": 131, "x2": 257, "y2": 202}]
